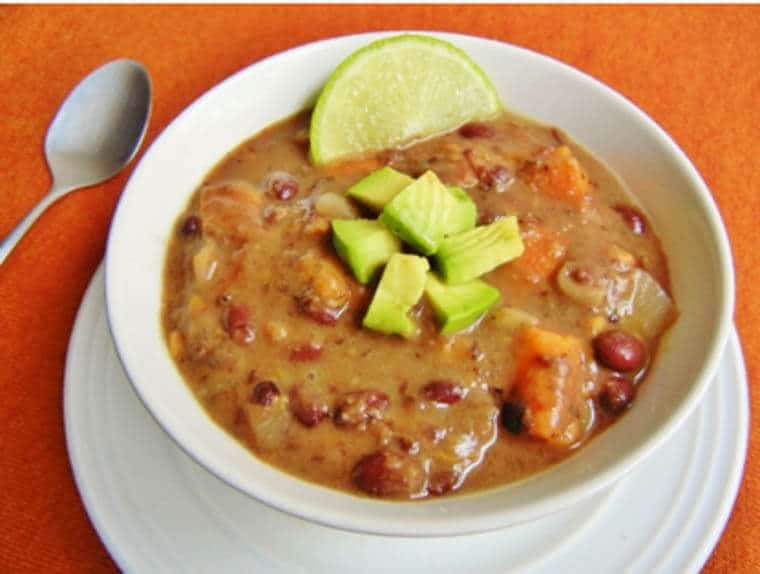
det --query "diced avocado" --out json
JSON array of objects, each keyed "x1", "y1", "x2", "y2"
[
  {"x1": 380, "y1": 171, "x2": 476, "y2": 255},
  {"x1": 363, "y1": 253, "x2": 429, "y2": 337},
  {"x1": 332, "y1": 219, "x2": 401, "y2": 284},
  {"x1": 362, "y1": 298, "x2": 413, "y2": 338},
  {"x1": 435, "y1": 216, "x2": 524, "y2": 284},
  {"x1": 445, "y1": 186, "x2": 477, "y2": 236},
  {"x1": 346, "y1": 167, "x2": 414, "y2": 212},
  {"x1": 425, "y1": 274, "x2": 500, "y2": 335}
]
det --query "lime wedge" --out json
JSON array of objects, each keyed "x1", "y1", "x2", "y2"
[{"x1": 310, "y1": 35, "x2": 502, "y2": 165}]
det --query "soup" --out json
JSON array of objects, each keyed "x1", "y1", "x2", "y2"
[{"x1": 162, "y1": 110, "x2": 676, "y2": 499}]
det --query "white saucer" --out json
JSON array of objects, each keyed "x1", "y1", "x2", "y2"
[{"x1": 65, "y1": 267, "x2": 748, "y2": 573}]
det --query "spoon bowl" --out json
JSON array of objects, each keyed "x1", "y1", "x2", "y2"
[{"x1": 0, "y1": 59, "x2": 152, "y2": 265}]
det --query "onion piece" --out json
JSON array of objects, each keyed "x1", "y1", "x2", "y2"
[{"x1": 614, "y1": 269, "x2": 676, "y2": 339}]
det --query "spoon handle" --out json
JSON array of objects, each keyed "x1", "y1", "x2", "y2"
[{"x1": 0, "y1": 185, "x2": 68, "y2": 266}]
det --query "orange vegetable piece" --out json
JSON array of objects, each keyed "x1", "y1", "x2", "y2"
[
  {"x1": 509, "y1": 225, "x2": 568, "y2": 284},
  {"x1": 199, "y1": 180, "x2": 264, "y2": 240},
  {"x1": 510, "y1": 327, "x2": 588, "y2": 447},
  {"x1": 520, "y1": 146, "x2": 590, "y2": 209}
]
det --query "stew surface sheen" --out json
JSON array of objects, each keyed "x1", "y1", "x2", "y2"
[{"x1": 162, "y1": 110, "x2": 676, "y2": 499}]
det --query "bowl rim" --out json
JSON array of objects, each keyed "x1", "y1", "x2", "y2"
[{"x1": 104, "y1": 30, "x2": 736, "y2": 536}]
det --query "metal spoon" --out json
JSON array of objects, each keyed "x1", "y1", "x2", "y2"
[{"x1": 0, "y1": 59, "x2": 152, "y2": 265}]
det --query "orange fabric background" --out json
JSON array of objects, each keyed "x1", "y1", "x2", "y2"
[{"x1": 0, "y1": 4, "x2": 757, "y2": 572}]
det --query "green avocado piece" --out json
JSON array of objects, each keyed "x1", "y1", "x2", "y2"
[
  {"x1": 379, "y1": 171, "x2": 476, "y2": 255},
  {"x1": 425, "y1": 274, "x2": 500, "y2": 335},
  {"x1": 363, "y1": 253, "x2": 429, "y2": 337},
  {"x1": 435, "y1": 216, "x2": 524, "y2": 284},
  {"x1": 332, "y1": 219, "x2": 401, "y2": 284},
  {"x1": 444, "y1": 186, "x2": 477, "y2": 236},
  {"x1": 346, "y1": 166, "x2": 414, "y2": 212}
]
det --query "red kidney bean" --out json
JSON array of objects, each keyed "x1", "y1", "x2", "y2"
[
  {"x1": 225, "y1": 304, "x2": 255, "y2": 345},
  {"x1": 335, "y1": 390, "x2": 389, "y2": 426},
  {"x1": 613, "y1": 204, "x2": 648, "y2": 235},
  {"x1": 422, "y1": 381, "x2": 464, "y2": 405},
  {"x1": 251, "y1": 381, "x2": 280, "y2": 406},
  {"x1": 352, "y1": 450, "x2": 420, "y2": 496},
  {"x1": 289, "y1": 385, "x2": 329, "y2": 427},
  {"x1": 593, "y1": 330, "x2": 647, "y2": 372},
  {"x1": 226, "y1": 304, "x2": 249, "y2": 330},
  {"x1": 459, "y1": 122, "x2": 494, "y2": 139},
  {"x1": 289, "y1": 343, "x2": 323, "y2": 362},
  {"x1": 180, "y1": 215, "x2": 201, "y2": 236},
  {"x1": 599, "y1": 376, "x2": 635, "y2": 414},
  {"x1": 501, "y1": 401, "x2": 525, "y2": 434},
  {"x1": 291, "y1": 403, "x2": 328, "y2": 427},
  {"x1": 268, "y1": 172, "x2": 299, "y2": 200},
  {"x1": 296, "y1": 295, "x2": 347, "y2": 325}
]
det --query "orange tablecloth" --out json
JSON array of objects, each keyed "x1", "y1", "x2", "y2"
[{"x1": 1, "y1": 5, "x2": 757, "y2": 572}]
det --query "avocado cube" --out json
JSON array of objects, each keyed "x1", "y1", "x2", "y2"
[
  {"x1": 332, "y1": 219, "x2": 402, "y2": 284},
  {"x1": 380, "y1": 171, "x2": 477, "y2": 256},
  {"x1": 445, "y1": 186, "x2": 477, "y2": 236},
  {"x1": 346, "y1": 167, "x2": 414, "y2": 212},
  {"x1": 425, "y1": 274, "x2": 500, "y2": 335},
  {"x1": 363, "y1": 253, "x2": 429, "y2": 337},
  {"x1": 435, "y1": 216, "x2": 524, "y2": 284}
]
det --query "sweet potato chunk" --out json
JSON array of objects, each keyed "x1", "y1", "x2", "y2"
[
  {"x1": 199, "y1": 180, "x2": 264, "y2": 239},
  {"x1": 296, "y1": 251, "x2": 352, "y2": 324},
  {"x1": 509, "y1": 225, "x2": 568, "y2": 284},
  {"x1": 509, "y1": 327, "x2": 589, "y2": 447},
  {"x1": 520, "y1": 146, "x2": 590, "y2": 209}
]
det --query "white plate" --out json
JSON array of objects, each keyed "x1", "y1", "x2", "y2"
[{"x1": 65, "y1": 266, "x2": 748, "y2": 573}]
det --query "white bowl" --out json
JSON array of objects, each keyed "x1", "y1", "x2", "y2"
[{"x1": 105, "y1": 32, "x2": 735, "y2": 536}]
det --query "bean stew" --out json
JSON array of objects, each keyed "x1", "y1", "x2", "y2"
[{"x1": 162, "y1": 109, "x2": 677, "y2": 500}]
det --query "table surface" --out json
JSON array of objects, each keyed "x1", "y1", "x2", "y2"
[{"x1": 1, "y1": 5, "x2": 758, "y2": 572}]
